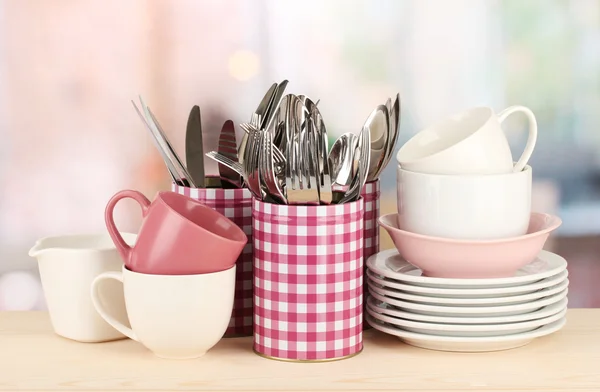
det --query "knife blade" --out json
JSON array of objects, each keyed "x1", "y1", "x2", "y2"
[
  {"x1": 131, "y1": 100, "x2": 185, "y2": 186},
  {"x1": 218, "y1": 120, "x2": 242, "y2": 188},
  {"x1": 238, "y1": 82, "x2": 278, "y2": 165},
  {"x1": 137, "y1": 96, "x2": 196, "y2": 188},
  {"x1": 185, "y1": 105, "x2": 205, "y2": 188},
  {"x1": 262, "y1": 79, "x2": 289, "y2": 132}
]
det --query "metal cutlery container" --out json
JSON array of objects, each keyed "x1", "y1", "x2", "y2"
[
  {"x1": 360, "y1": 179, "x2": 381, "y2": 330},
  {"x1": 172, "y1": 181, "x2": 253, "y2": 337},
  {"x1": 252, "y1": 197, "x2": 365, "y2": 361}
]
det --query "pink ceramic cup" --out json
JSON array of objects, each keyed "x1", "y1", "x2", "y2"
[{"x1": 105, "y1": 190, "x2": 248, "y2": 275}]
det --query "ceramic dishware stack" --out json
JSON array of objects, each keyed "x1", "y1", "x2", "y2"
[
  {"x1": 368, "y1": 105, "x2": 568, "y2": 352},
  {"x1": 90, "y1": 189, "x2": 248, "y2": 359},
  {"x1": 132, "y1": 97, "x2": 254, "y2": 337}
]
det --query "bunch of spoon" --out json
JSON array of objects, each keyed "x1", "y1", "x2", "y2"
[{"x1": 206, "y1": 82, "x2": 401, "y2": 205}]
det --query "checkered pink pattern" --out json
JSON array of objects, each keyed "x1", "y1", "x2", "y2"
[
  {"x1": 252, "y1": 198, "x2": 364, "y2": 361},
  {"x1": 361, "y1": 180, "x2": 380, "y2": 263},
  {"x1": 361, "y1": 180, "x2": 380, "y2": 329},
  {"x1": 172, "y1": 181, "x2": 253, "y2": 337}
]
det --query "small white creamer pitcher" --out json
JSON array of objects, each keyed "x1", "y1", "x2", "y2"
[{"x1": 28, "y1": 233, "x2": 135, "y2": 343}]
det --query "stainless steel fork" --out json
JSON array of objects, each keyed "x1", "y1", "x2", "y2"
[{"x1": 259, "y1": 130, "x2": 287, "y2": 204}]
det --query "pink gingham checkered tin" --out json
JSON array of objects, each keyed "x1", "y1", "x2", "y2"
[
  {"x1": 172, "y1": 182, "x2": 253, "y2": 337},
  {"x1": 361, "y1": 180, "x2": 380, "y2": 265},
  {"x1": 252, "y1": 198, "x2": 364, "y2": 361},
  {"x1": 361, "y1": 180, "x2": 380, "y2": 329}
]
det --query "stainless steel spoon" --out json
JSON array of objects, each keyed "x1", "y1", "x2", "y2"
[
  {"x1": 329, "y1": 133, "x2": 357, "y2": 202},
  {"x1": 366, "y1": 105, "x2": 390, "y2": 182}
]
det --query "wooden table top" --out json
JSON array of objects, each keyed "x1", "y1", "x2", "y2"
[{"x1": 1, "y1": 310, "x2": 599, "y2": 391}]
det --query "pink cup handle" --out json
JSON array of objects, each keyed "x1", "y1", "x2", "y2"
[{"x1": 104, "y1": 190, "x2": 151, "y2": 263}]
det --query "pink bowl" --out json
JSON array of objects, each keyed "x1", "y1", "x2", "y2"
[{"x1": 379, "y1": 212, "x2": 562, "y2": 279}]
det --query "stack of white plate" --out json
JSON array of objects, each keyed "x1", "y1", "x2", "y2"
[{"x1": 365, "y1": 249, "x2": 569, "y2": 352}]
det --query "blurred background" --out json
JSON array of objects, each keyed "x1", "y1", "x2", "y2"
[{"x1": 0, "y1": 0, "x2": 598, "y2": 310}]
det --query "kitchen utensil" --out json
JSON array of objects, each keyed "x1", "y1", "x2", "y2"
[
  {"x1": 105, "y1": 190, "x2": 247, "y2": 275},
  {"x1": 185, "y1": 105, "x2": 206, "y2": 188},
  {"x1": 366, "y1": 305, "x2": 567, "y2": 338},
  {"x1": 131, "y1": 101, "x2": 189, "y2": 187},
  {"x1": 365, "y1": 105, "x2": 389, "y2": 182},
  {"x1": 259, "y1": 130, "x2": 286, "y2": 204},
  {"x1": 365, "y1": 268, "x2": 569, "y2": 298},
  {"x1": 270, "y1": 95, "x2": 321, "y2": 154},
  {"x1": 28, "y1": 233, "x2": 135, "y2": 343},
  {"x1": 238, "y1": 83, "x2": 278, "y2": 165},
  {"x1": 366, "y1": 249, "x2": 568, "y2": 289},
  {"x1": 368, "y1": 285, "x2": 568, "y2": 317},
  {"x1": 367, "y1": 296, "x2": 569, "y2": 325},
  {"x1": 361, "y1": 179, "x2": 381, "y2": 330},
  {"x1": 172, "y1": 183, "x2": 254, "y2": 337},
  {"x1": 252, "y1": 197, "x2": 364, "y2": 361},
  {"x1": 239, "y1": 122, "x2": 286, "y2": 166},
  {"x1": 243, "y1": 126, "x2": 264, "y2": 200},
  {"x1": 339, "y1": 125, "x2": 371, "y2": 204},
  {"x1": 379, "y1": 212, "x2": 562, "y2": 279},
  {"x1": 397, "y1": 164, "x2": 532, "y2": 240},
  {"x1": 138, "y1": 97, "x2": 197, "y2": 188},
  {"x1": 367, "y1": 315, "x2": 567, "y2": 352},
  {"x1": 329, "y1": 133, "x2": 357, "y2": 199},
  {"x1": 396, "y1": 105, "x2": 538, "y2": 174},
  {"x1": 205, "y1": 151, "x2": 245, "y2": 179},
  {"x1": 298, "y1": 113, "x2": 320, "y2": 205},
  {"x1": 216, "y1": 120, "x2": 241, "y2": 188},
  {"x1": 262, "y1": 79, "x2": 289, "y2": 132},
  {"x1": 285, "y1": 95, "x2": 308, "y2": 205},
  {"x1": 309, "y1": 100, "x2": 332, "y2": 204},
  {"x1": 379, "y1": 94, "x2": 401, "y2": 177},
  {"x1": 368, "y1": 278, "x2": 569, "y2": 306},
  {"x1": 91, "y1": 265, "x2": 235, "y2": 359}
]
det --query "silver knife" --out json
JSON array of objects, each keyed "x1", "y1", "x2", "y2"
[
  {"x1": 137, "y1": 96, "x2": 196, "y2": 188},
  {"x1": 262, "y1": 79, "x2": 289, "y2": 132},
  {"x1": 131, "y1": 100, "x2": 186, "y2": 186},
  {"x1": 185, "y1": 105, "x2": 205, "y2": 188},
  {"x1": 218, "y1": 120, "x2": 242, "y2": 188}
]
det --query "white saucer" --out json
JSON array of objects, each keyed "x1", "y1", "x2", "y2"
[
  {"x1": 368, "y1": 286, "x2": 569, "y2": 317},
  {"x1": 366, "y1": 302, "x2": 567, "y2": 337},
  {"x1": 367, "y1": 314, "x2": 567, "y2": 352},
  {"x1": 366, "y1": 269, "x2": 569, "y2": 298},
  {"x1": 366, "y1": 295, "x2": 569, "y2": 324},
  {"x1": 367, "y1": 249, "x2": 567, "y2": 289},
  {"x1": 368, "y1": 278, "x2": 569, "y2": 306}
]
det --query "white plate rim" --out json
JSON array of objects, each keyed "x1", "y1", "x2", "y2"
[
  {"x1": 367, "y1": 249, "x2": 567, "y2": 287},
  {"x1": 367, "y1": 314, "x2": 567, "y2": 343},
  {"x1": 368, "y1": 286, "x2": 569, "y2": 314},
  {"x1": 366, "y1": 268, "x2": 569, "y2": 296},
  {"x1": 366, "y1": 295, "x2": 569, "y2": 324},
  {"x1": 366, "y1": 302, "x2": 567, "y2": 332},
  {"x1": 368, "y1": 278, "x2": 569, "y2": 305}
]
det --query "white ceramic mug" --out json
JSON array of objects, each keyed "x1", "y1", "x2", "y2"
[
  {"x1": 396, "y1": 165, "x2": 532, "y2": 239},
  {"x1": 28, "y1": 233, "x2": 136, "y2": 343},
  {"x1": 91, "y1": 265, "x2": 235, "y2": 359},
  {"x1": 396, "y1": 106, "x2": 537, "y2": 174}
]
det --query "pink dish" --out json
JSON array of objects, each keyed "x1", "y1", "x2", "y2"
[{"x1": 379, "y1": 212, "x2": 562, "y2": 279}]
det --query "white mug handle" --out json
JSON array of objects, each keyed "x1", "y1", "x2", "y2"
[
  {"x1": 90, "y1": 271, "x2": 138, "y2": 342},
  {"x1": 498, "y1": 105, "x2": 538, "y2": 173}
]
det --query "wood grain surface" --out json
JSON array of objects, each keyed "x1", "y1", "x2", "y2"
[{"x1": 0, "y1": 310, "x2": 599, "y2": 391}]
